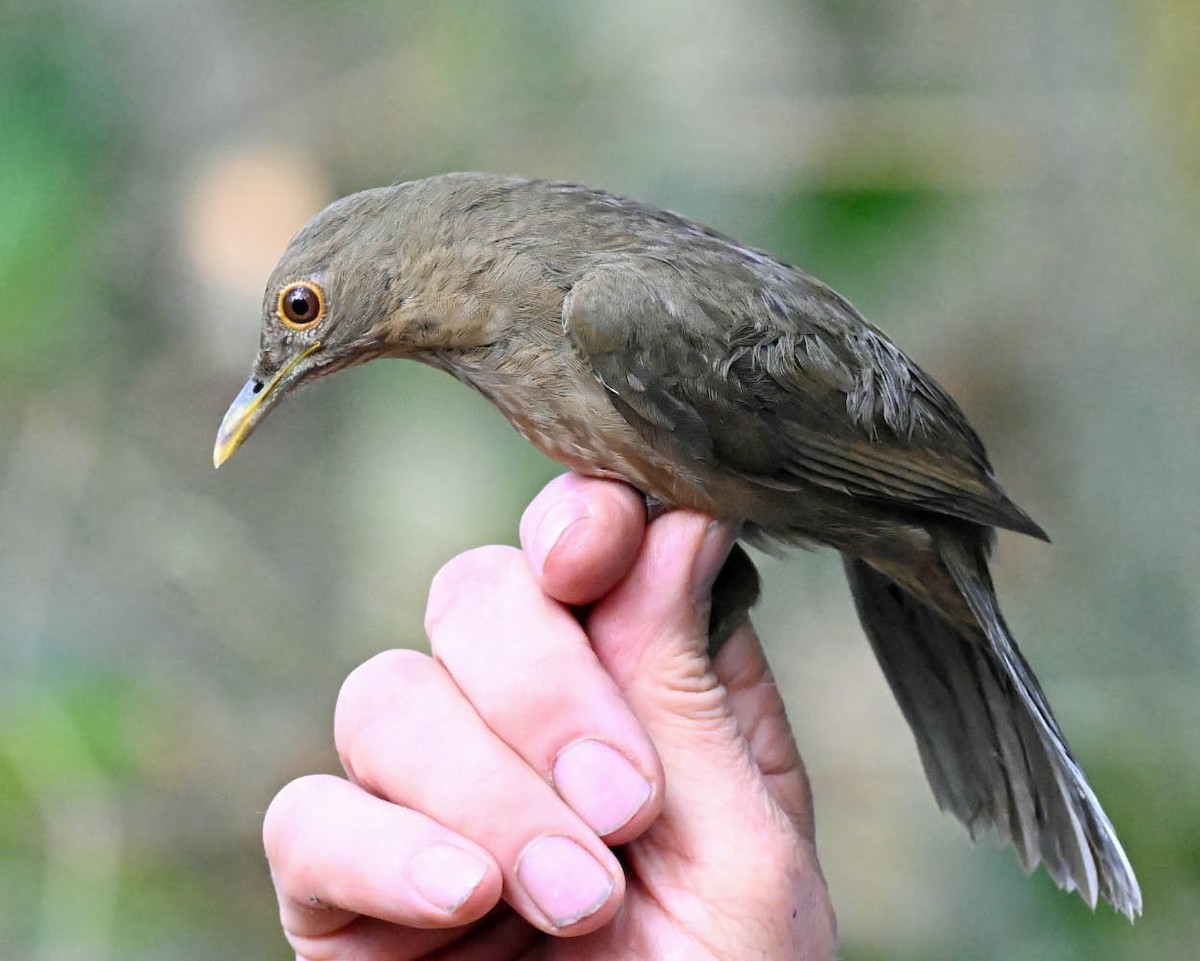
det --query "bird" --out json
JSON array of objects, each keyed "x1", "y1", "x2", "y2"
[{"x1": 214, "y1": 172, "x2": 1140, "y2": 918}]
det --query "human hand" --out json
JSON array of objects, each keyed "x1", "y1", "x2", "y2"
[{"x1": 263, "y1": 473, "x2": 836, "y2": 959}]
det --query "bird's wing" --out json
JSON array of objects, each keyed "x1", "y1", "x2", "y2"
[{"x1": 562, "y1": 260, "x2": 1046, "y2": 538}]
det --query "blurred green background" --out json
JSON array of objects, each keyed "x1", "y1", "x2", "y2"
[{"x1": 2, "y1": 0, "x2": 1197, "y2": 957}]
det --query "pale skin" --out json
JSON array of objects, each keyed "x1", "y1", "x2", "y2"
[{"x1": 263, "y1": 473, "x2": 838, "y2": 959}]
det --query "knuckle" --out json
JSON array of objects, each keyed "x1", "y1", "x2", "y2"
[
  {"x1": 334, "y1": 649, "x2": 436, "y2": 763},
  {"x1": 473, "y1": 649, "x2": 574, "y2": 731},
  {"x1": 425, "y1": 545, "x2": 528, "y2": 636},
  {"x1": 345, "y1": 646, "x2": 432, "y2": 690},
  {"x1": 263, "y1": 774, "x2": 335, "y2": 872}
]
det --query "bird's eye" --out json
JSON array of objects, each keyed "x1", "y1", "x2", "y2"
[{"x1": 277, "y1": 281, "x2": 326, "y2": 330}]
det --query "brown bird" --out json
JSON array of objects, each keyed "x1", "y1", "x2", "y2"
[{"x1": 214, "y1": 172, "x2": 1139, "y2": 917}]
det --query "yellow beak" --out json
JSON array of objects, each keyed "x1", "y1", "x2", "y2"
[{"x1": 213, "y1": 341, "x2": 322, "y2": 468}]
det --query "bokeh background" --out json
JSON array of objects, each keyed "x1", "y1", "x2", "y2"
[{"x1": 2, "y1": 0, "x2": 1198, "y2": 957}]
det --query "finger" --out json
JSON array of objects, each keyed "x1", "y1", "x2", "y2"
[
  {"x1": 588, "y1": 518, "x2": 839, "y2": 961},
  {"x1": 586, "y1": 512, "x2": 813, "y2": 863},
  {"x1": 287, "y1": 910, "x2": 537, "y2": 961},
  {"x1": 518, "y1": 473, "x2": 645, "y2": 605},
  {"x1": 410, "y1": 908, "x2": 538, "y2": 961},
  {"x1": 713, "y1": 620, "x2": 814, "y2": 837},
  {"x1": 427, "y1": 545, "x2": 662, "y2": 845},
  {"x1": 263, "y1": 775, "x2": 501, "y2": 946},
  {"x1": 289, "y1": 915, "x2": 463, "y2": 961},
  {"x1": 334, "y1": 649, "x2": 625, "y2": 936}
]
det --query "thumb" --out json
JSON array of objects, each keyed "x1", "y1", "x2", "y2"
[{"x1": 585, "y1": 511, "x2": 813, "y2": 864}]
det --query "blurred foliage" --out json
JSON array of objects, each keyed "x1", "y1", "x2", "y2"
[
  {"x1": 760, "y1": 185, "x2": 959, "y2": 308},
  {"x1": 0, "y1": 0, "x2": 1197, "y2": 958},
  {"x1": 0, "y1": 4, "x2": 127, "y2": 379}
]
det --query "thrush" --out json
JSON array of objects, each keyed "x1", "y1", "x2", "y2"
[{"x1": 214, "y1": 172, "x2": 1140, "y2": 917}]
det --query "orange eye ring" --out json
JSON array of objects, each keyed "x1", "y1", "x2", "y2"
[{"x1": 277, "y1": 281, "x2": 326, "y2": 330}]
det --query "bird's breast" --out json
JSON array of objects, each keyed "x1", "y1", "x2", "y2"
[{"x1": 424, "y1": 341, "x2": 725, "y2": 514}]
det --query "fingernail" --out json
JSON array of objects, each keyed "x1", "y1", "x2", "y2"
[
  {"x1": 516, "y1": 835, "x2": 614, "y2": 929},
  {"x1": 690, "y1": 520, "x2": 737, "y2": 601},
  {"x1": 531, "y1": 499, "x2": 590, "y2": 573},
  {"x1": 554, "y1": 739, "x2": 652, "y2": 836},
  {"x1": 408, "y1": 844, "x2": 489, "y2": 913}
]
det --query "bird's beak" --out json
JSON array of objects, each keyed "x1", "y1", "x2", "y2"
[{"x1": 213, "y1": 341, "x2": 322, "y2": 468}]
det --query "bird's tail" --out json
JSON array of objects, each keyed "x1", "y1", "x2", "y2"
[{"x1": 842, "y1": 543, "x2": 1141, "y2": 919}]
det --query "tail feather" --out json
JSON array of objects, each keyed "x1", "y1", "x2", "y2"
[{"x1": 843, "y1": 548, "x2": 1141, "y2": 919}]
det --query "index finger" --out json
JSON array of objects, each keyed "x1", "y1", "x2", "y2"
[{"x1": 518, "y1": 473, "x2": 646, "y2": 606}]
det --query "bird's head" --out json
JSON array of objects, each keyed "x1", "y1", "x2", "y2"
[
  {"x1": 213, "y1": 187, "x2": 419, "y2": 468},
  {"x1": 214, "y1": 174, "x2": 568, "y2": 468}
]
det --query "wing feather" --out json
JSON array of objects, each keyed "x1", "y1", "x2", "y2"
[{"x1": 564, "y1": 262, "x2": 1046, "y2": 538}]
